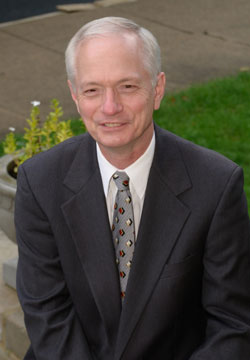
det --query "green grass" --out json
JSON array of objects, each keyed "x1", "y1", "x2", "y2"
[
  {"x1": 1, "y1": 72, "x2": 250, "y2": 210},
  {"x1": 154, "y1": 71, "x2": 250, "y2": 210}
]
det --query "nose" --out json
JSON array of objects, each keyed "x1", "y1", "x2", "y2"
[{"x1": 101, "y1": 88, "x2": 123, "y2": 115}]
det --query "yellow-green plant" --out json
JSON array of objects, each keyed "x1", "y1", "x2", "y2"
[
  {"x1": 3, "y1": 99, "x2": 73, "y2": 174},
  {"x1": 3, "y1": 132, "x2": 17, "y2": 155}
]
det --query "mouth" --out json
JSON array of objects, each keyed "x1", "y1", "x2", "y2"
[{"x1": 102, "y1": 122, "x2": 124, "y2": 128}]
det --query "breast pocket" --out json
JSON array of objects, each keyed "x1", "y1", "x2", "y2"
[{"x1": 159, "y1": 253, "x2": 202, "y2": 279}]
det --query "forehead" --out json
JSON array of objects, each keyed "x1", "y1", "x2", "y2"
[{"x1": 75, "y1": 33, "x2": 143, "y2": 67}]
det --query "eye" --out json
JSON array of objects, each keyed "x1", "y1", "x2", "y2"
[
  {"x1": 119, "y1": 84, "x2": 137, "y2": 93},
  {"x1": 84, "y1": 88, "x2": 98, "y2": 96}
]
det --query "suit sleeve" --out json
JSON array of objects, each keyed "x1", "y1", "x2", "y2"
[
  {"x1": 190, "y1": 166, "x2": 250, "y2": 359},
  {"x1": 15, "y1": 165, "x2": 94, "y2": 360}
]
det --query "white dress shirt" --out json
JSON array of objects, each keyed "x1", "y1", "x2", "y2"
[{"x1": 96, "y1": 133, "x2": 155, "y2": 237}]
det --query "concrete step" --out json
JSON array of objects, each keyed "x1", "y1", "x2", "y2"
[{"x1": 0, "y1": 229, "x2": 29, "y2": 360}]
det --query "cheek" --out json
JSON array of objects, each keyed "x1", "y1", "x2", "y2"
[
  {"x1": 78, "y1": 100, "x2": 96, "y2": 120},
  {"x1": 128, "y1": 95, "x2": 150, "y2": 114},
  {"x1": 133, "y1": 97, "x2": 154, "y2": 122}
]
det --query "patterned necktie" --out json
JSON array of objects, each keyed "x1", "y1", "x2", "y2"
[{"x1": 112, "y1": 171, "x2": 135, "y2": 301}]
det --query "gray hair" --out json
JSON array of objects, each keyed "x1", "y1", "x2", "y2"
[{"x1": 65, "y1": 16, "x2": 161, "y2": 88}]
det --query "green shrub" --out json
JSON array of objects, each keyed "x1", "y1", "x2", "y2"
[{"x1": 3, "y1": 99, "x2": 76, "y2": 174}]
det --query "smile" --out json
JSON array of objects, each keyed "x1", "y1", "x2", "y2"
[{"x1": 104, "y1": 123, "x2": 123, "y2": 127}]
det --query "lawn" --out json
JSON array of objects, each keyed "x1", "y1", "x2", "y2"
[{"x1": 1, "y1": 71, "x2": 250, "y2": 209}]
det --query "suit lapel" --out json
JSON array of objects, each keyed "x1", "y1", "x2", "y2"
[
  {"x1": 61, "y1": 135, "x2": 121, "y2": 342},
  {"x1": 114, "y1": 126, "x2": 192, "y2": 359}
]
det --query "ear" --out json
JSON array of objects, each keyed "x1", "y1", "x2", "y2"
[
  {"x1": 68, "y1": 80, "x2": 80, "y2": 113},
  {"x1": 153, "y1": 72, "x2": 166, "y2": 110}
]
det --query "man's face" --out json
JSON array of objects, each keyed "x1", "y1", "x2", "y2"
[{"x1": 69, "y1": 33, "x2": 165, "y2": 162}]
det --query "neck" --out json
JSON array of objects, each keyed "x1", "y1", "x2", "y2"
[{"x1": 101, "y1": 151, "x2": 141, "y2": 170}]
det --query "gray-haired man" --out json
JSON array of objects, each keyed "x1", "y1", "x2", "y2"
[{"x1": 16, "y1": 17, "x2": 250, "y2": 359}]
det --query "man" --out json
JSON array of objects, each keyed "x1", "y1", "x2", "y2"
[{"x1": 15, "y1": 17, "x2": 250, "y2": 359}]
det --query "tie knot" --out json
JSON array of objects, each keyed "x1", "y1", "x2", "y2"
[{"x1": 113, "y1": 171, "x2": 130, "y2": 191}]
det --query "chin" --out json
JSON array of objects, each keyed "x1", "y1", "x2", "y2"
[
  {"x1": 100, "y1": 135, "x2": 130, "y2": 147},
  {"x1": 99, "y1": 138, "x2": 131, "y2": 151}
]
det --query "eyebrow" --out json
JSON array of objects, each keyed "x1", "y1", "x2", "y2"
[
  {"x1": 117, "y1": 77, "x2": 141, "y2": 84},
  {"x1": 79, "y1": 76, "x2": 141, "y2": 90},
  {"x1": 79, "y1": 82, "x2": 99, "y2": 90}
]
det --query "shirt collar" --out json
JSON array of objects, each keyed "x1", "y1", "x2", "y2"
[{"x1": 97, "y1": 132, "x2": 155, "y2": 199}]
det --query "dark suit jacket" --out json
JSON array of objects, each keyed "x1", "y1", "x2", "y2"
[{"x1": 15, "y1": 125, "x2": 250, "y2": 360}]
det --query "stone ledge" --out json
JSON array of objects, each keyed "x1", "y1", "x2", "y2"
[
  {"x1": 0, "y1": 345, "x2": 20, "y2": 360},
  {"x1": 0, "y1": 230, "x2": 24, "y2": 360},
  {"x1": 56, "y1": 3, "x2": 96, "y2": 12},
  {"x1": 95, "y1": 0, "x2": 137, "y2": 7}
]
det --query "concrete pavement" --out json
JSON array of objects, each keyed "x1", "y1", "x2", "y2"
[
  {"x1": 0, "y1": 0, "x2": 250, "y2": 138},
  {"x1": 0, "y1": 0, "x2": 250, "y2": 358}
]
